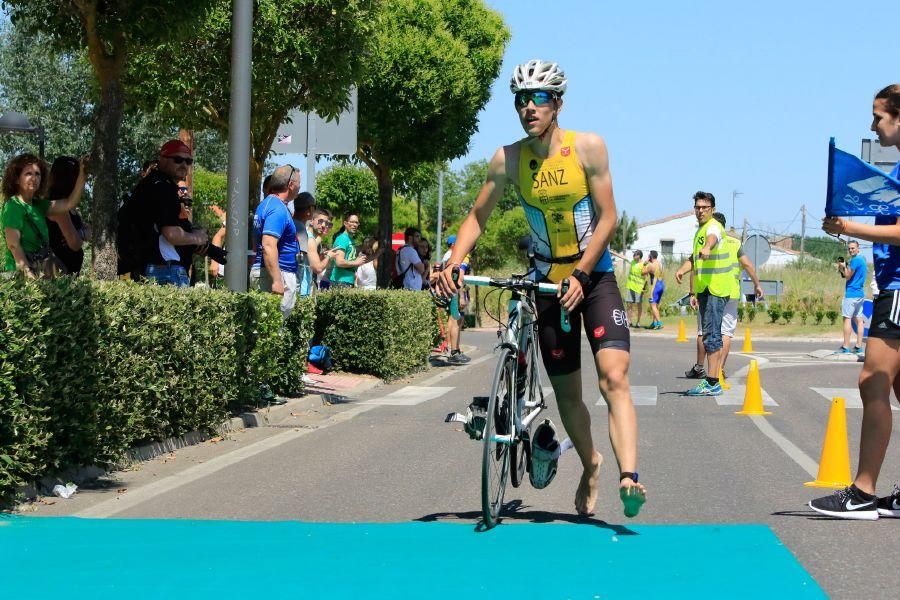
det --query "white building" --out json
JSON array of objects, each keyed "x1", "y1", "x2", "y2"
[{"x1": 628, "y1": 211, "x2": 800, "y2": 268}]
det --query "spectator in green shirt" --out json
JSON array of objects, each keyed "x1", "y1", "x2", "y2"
[
  {"x1": 330, "y1": 211, "x2": 366, "y2": 288},
  {"x1": 1, "y1": 153, "x2": 88, "y2": 278}
]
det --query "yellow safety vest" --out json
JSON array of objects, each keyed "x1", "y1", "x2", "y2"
[
  {"x1": 719, "y1": 236, "x2": 742, "y2": 300},
  {"x1": 693, "y1": 219, "x2": 731, "y2": 297},
  {"x1": 626, "y1": 261, "x2": 645, "y2": 293}
]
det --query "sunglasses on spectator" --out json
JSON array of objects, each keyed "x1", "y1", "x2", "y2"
[
  {"x1": 317, "y1": 218, "x2": 333, "y2": 228},
  {"x1": 514, "y1": 90, "x2": 555, "y2": 109},
  {"x1": 170, "y1": 156, "x2": 194, "y2": 165}
]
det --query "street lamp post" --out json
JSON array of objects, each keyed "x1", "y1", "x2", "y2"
[
  {"x1": 0, "y1": 111, "x2": 46, "y2": 159},
  {"x1": 731, "y1": 189, "x2": 743, "y2": 226}
]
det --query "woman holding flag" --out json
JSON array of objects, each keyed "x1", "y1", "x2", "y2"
[{"x1": 810, "y1": 84, "x2": 900, "y2": 519}]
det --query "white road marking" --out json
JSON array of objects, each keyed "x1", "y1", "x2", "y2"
[
  {"x1": 361, "y1": 386, "x2": 454, "y2": 406},
  {"x1": 715, "y1": 385, "x2": 779, "y2": 407},
  {"x1": 596, "y1": 385, "x2": 657, "y2": 407},
  {"x1": 810, "y1": 387, "x2": 899, "y2": 411},
  {"x1": 76, "y1": 404, "x2": 377, "y2": 518},
  {"x1": 748, "y1": 415, "x2": 819, "y2": 478}
]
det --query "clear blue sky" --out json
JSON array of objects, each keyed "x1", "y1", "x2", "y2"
[{"x1": 454, "y1": 0, "x2": 898, "y2": 237}]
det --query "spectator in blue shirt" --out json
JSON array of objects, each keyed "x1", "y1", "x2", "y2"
[
  {"x1": 838, "y1": 240, "x2": 868, "y2": 353},
  {"x1": 250, "y1": 165, "x2": 300, "y2": 318}
]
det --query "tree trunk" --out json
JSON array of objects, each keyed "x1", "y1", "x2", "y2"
[
  {"x1": 88, "y1": 62, "x2": 125, "y2": 280},
  {"x1": 375, "y1": 166, "x2": 394, "y2": 288}
]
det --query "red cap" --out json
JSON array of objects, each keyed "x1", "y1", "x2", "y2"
[{"x1": 159, "y1": 139, "x2": 192, "y2": 157}]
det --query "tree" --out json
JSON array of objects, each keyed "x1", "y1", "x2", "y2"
[
  {"x1": 315, "y1": 163, "x2": 380, "y2": 220},
  {"x1": 611, "y1": 211, "x2": 638, "y2": 252},
  {"x1": 127, "y1": 0, "x2": 376, "y2": 212},
  {"x1": 4, "y1": 0, "x2": 214, "y2": 279},
  {"x1": 355, "y1": 0, "x2": 509, "y2": 286}
]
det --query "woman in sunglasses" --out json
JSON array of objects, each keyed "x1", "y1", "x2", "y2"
[{"x1": 435, "y1": 59, "x2": 646, "y2": 519}]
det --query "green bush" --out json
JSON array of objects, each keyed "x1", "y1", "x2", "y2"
[
  {"x1": 737, "y1": 306, "x2": 745, "y2": 322},
  {"x1": 314, "y1": 289, "x2": 436, "y2": 380},
  {"x1": 800, "y1": 311, "x2": 809, "y2": 325},
  {"x1": 826, "y1": 309, "x2": 839, "y2": 326},
  {"x1": 747, "y1": 305, "x2": 757, "y2": 323},
  {"x1": 0, "y1": 278, "x2": 313, "y2": 506},
  {"x1": 782, "y1": 308, "x2": 795, "y2": 324},
  {"x1": 815, "y1": 309, "x2": 825, "y2": 325},
  {"x1": 767, "y1": 303, "x2": 782, "y2": 324}
]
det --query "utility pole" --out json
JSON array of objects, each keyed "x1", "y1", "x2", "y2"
[
  {"x1": 224, "y1": 0, "x2": 253, "y2": 292},
  {"x1": 732, "y1": 190, "x2": 743, "y2": 226},
  {"x1": 800, "y1": 204, "x2": 806, "y2": 262},
  {"x1": 742, "y1": 218, "x2": 748, "y2": 243},
  {"x1": 436, "y1": 170, "x2": 444, "y2": 251}
]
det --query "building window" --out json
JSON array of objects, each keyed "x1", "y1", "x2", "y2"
[{"x1": 661, "y1": 240, "x2": 674, "y2": 258}]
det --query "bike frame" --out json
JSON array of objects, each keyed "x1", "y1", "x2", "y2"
[{"x1": 463, "y1": 275, "x2": 558, "y2": 445}]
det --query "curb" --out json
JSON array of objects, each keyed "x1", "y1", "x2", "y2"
[{"x1": 17, "y1": 375, "x2": 386, "y2": 503}]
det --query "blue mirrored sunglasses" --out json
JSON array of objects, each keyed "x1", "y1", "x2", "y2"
[{"x1": 514, "y1": 90, "x2": 555, "y2": 109}]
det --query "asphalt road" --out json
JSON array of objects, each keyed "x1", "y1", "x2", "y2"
[{"x1": 22, "y1": 328, "x2": 900, "y2": 597}]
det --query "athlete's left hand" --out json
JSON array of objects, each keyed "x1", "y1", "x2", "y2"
[
  {"x1": 823, "y1": 217, "x2": 844, "y2": 236},
  {"x1": 559, "y1": 277, "x2": 584, "y2": 312}
]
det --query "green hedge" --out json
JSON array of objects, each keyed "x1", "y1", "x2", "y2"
[
  {"x1": 0, "y1": 281, "x2": 435, "y2": 506},
  {"x1": 0, "y1": 278, "x2": 313, "y2": 505},
  {"x1": 314, "y1": 289, "x2": 436, "y2": 380}
]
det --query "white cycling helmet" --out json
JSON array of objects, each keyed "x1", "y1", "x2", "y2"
[{"x1": 510, "y1": 59, "x2": 567, "y2": 95}]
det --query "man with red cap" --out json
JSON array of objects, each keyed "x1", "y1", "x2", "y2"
[{"x1": 123, "y1": 139, "x2": 208, "y2": 285}]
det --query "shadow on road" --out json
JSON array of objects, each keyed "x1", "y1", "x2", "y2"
[
  {"x1": 771, "y1": 509, "x2": 843, "y2": 521},
  {"x1": 416, "y1": 500, "x2": 639, "y2": 535}
]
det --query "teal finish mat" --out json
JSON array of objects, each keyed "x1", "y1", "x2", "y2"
[{"x1": 0, "y1": 516, "x2": 823, "y2": 598}]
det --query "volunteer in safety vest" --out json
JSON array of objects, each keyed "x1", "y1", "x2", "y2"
[
  {"x1": 674, "y1": 191, "x2": 730, "y2": 396},
  {"x1": 436, "y1": 59, "x2": 646, "y2": 518},
  {"x1": 624, "y1": 249, "x2": 648, "y2": 327}
]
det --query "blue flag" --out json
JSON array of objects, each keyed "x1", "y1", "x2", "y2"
[{"x1": 826, "y1": 137, "x2": 900, "y2": 216}]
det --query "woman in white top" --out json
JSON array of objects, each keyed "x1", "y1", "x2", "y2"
[{"x1": 355, "y1": 237, "x2": 381, "y2": 290}]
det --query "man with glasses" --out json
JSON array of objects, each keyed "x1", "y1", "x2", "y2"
[
  {"x1": 250, "y1": 165, "x2": 301, "y2": 317},
  {"x1": 436, "y1": 59, "x2": 646, "y2": 519},
  {"x1": 132, "y1": 139, "x2": 208, "y2": 287},
  {"x1": 675, "y1": 192, "x2": 729, "y2": 396},
  {"x1": 330, "y1": 211, "x2": 367, "y2": 288}
]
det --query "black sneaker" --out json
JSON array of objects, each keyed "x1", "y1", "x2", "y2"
[
  {"x1": 877, "y1": 485, "x2": 900, "y2": 518},
  {"x1": 808, "y1": 485, "x2": 878, "y2": 520},
  {"x1": 684, "y1": 364, "x2": 706, "y2": 379},
  {"x1": 447, "y1": 351, "x2": 471, "y2": 365}
]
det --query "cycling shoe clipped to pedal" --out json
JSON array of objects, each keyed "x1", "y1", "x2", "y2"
[
  {"x1": 529, "y1": 420, "x2": 559, "y2": 489},
  {"x1": 445, "y1": 396, "x2": 489, "y2": 441},
  {"x1": 530, "y1": 419, "x2": 569, "y2": 489}
]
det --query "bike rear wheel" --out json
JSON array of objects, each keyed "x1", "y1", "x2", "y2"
[{"x1": 482, "y1": 348, "x2": 514, "y2": 528}]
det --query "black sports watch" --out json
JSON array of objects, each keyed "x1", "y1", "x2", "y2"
[
  {"x1": 620, "y1": 471, "x2": 639, "y2": 483},
  {"x1": 570, "y1": 268, "x2": 591, "y2": 289}
]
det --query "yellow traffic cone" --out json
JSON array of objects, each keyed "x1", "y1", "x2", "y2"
[
  {"x1": 805, "y1": 397, "x2": 853, "y2": 489},
  {"x1": 718, "y1": 367, "x2": 731, "y2": 390},
  {"x1": 742, "y1": 328, "x2": 753, "y2": 353},
  {"x1": 735, "y1": 359, "x2": 771, "y2": 415},
  {"x1": 676, "y1": 319, "x2": 688, "y2": 343}
]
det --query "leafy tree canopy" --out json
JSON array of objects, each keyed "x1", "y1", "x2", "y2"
[
  {"x1": 127, "y1": 0, "x2": 377, "y2": 202},
  {"x1": 315, "y1": 163, "x2": 380, "y2": 220}
]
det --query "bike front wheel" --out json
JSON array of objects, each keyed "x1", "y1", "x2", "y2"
[{"x1": 482, "y1": 348, "x2": 514, "y2": 528}]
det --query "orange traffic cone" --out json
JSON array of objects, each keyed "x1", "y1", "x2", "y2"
[
  {"x1": 805, "y1": 397, "x2": 852, "y2": 489},
  {"x1": 676, "y1": 319, "x2": 688, "y2": 343},
  {"x1": 735, "y1": 359, "x2": 771, "y2": 415},
  {"x1": 718, "y1": 367, "x2": 731, "y2": 391},
  {"x1": 742, "y1": 328, "x2": 753, "y2": 353}
]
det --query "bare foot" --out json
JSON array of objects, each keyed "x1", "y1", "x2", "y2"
[
  {"x1": 575, "y1": 451, "x2": 602, "y2": 515},
  {"x1": 619, "y1": 480, "x2": 647, "y2": 518}
]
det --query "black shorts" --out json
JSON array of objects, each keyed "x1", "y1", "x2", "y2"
[
  {"x1": 535, "y1": 271, "x2": 630, "y2": 376},
  {"x1": 869, "y1": 290, "x2": 900, "y2": 340}
]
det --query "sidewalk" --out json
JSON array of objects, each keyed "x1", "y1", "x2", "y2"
[{"x1": 18, "y1": 371, "x2": 385, "y2": 503}]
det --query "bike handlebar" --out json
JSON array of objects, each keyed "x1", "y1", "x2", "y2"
[{"x1": 460, "y1": 274, "x2": 558, "y2": 294}]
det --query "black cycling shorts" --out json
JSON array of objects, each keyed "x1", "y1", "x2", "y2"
[
  {"x1": 869, "y1": 290, "x2": 900, "y2": 340},
  {"x1": 535, "y1": 271, "x2": 630, "y2": 376}
]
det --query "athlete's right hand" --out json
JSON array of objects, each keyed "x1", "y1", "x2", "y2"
[
  {"x1": 674, "y1": 269, "x2": 684, "y2": 284},
  {"x1": 689, "y1": 294, "x2": 698, "y2": 310},
  {"x1": 436, "y1": 264, "x2": 463, "y2": 298}
]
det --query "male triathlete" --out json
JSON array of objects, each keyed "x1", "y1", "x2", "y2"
[
  {"x1": 436, "y1": 59, "x2": 647, "y2": 518},
  {"x1": 646, "y1": 251, "x2": 665, "y2": 329}
]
